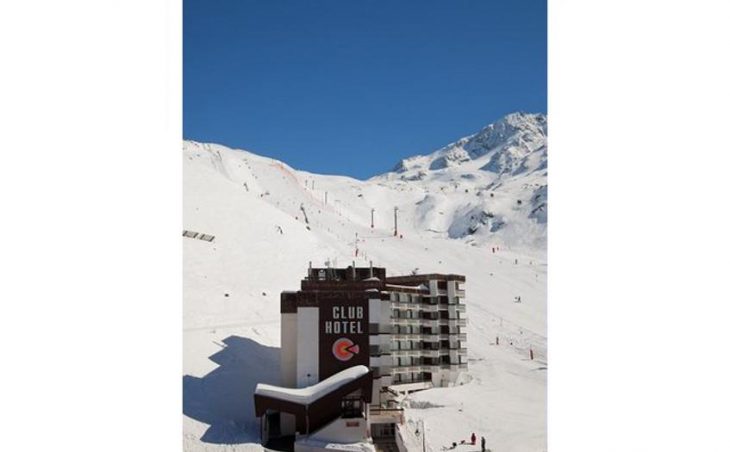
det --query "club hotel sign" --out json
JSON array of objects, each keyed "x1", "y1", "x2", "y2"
[{"x1": 320, "y1": 300, "x2": 369, "y2": 379}]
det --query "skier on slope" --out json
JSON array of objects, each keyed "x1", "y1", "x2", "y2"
[
  {"x1": 471, "y1": 433, "x2": 476, "y2": 445},
  {"x1": 481, "y1": 436, "x2": 486, "y2": 452}
]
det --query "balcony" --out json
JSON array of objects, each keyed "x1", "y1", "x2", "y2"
[
  {"x1": 390, "y1": 365, "x2": 419, "y2": 374},
  {"x1": 439, "y1": 332, "x2": 467, "y2": 341},
  {"x1": 391, "y1": 318, "x2": 421, "y2": 327},
  {"x1": 438, "y1": 318, "x2": 467, "y2": 327},
  {"x1": 391, "y1": 365, "x2": 441, "y2": 374},
  {"x1": 391, "y1": 333, "x2": 424, "y2": 341},
  {"x1": 390, "y1": 349, "x2": 440, "y2": 359},
  {"x1": 391, "y1": 302, "x2": 422, "y2": 311},
  {"x1": 435, "y1": 362, "x2": 468, "y2": 370},
  {"x1": 420, "y1": 333, "x2": 440, "y2": 343},
  {"x1": 420, "y1": 349, "x2": 440, "y2": 358},
  {"x1": 421, "y1": 303, "x2": 440, "y2": 313},
  {"x1": 391, "y1": 349, "x2": 420, "y2": 357},
  {"x1": 419, "y1": 319, "x2": 440, "y2": 329}
]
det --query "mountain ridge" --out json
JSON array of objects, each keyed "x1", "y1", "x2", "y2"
[
  {"x1": 184, "y1": 111, "x2": 547, "y2": 250},
  {"x1": 385, "y1": 112, "x2": 546, "y2": 179}
]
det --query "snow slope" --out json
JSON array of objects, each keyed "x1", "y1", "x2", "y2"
[
  {"x1": 375, "y1": 112, "x2": 547, "y2": 250},
  {"x1": 183, "y1": 113, "x2": 547, "y2": 452}
]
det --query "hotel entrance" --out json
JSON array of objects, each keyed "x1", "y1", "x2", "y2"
[{"x1": 371, "y1": 423, "x2": 397, "y2": 452}]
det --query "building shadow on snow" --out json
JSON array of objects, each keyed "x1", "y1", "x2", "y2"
[{"x1": 183, "y1": 335, "x2": 280, "y2": 444}]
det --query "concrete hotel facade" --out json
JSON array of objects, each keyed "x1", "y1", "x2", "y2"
[{"x1": 277, "y1": 265, "x2": 467, "y2": 440}]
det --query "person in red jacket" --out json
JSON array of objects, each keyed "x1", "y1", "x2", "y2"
[{"x1": 471, "y1": 433, "x2": 476, "y2": 445}]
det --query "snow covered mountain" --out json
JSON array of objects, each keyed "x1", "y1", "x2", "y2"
[
  {"x1": 375, "y1": 112, "x2": 547, "y2": 249},
  {"x1": 390, "y1": 112, "x2": 546, "y2": 177},
  {"x1": 183, "y1": 113, "x2": 547, "y2": 452}
]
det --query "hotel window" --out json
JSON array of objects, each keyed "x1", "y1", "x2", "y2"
[{"x1": 341, "y1": 398, "x2": 363, "y2": 418}]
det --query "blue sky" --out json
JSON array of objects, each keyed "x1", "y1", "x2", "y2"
[{"x1": 184, "y1": 0, "x2": 546, "y2": 179}]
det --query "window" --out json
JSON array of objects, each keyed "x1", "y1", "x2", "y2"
[
  {"x1": 373, "y1": 423, "x2": 396, "y2": 439},
  {"x1": 341, "y1": 398, "x2": 363, "y2": 418}
]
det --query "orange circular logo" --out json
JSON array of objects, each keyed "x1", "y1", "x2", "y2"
[{"x1": 332, "y1": 338, "x2": 360, "y2": 361}]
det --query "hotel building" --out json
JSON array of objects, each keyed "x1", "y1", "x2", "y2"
[{"x1": 255, "y1": 264, "x2": 467, "y2": 451}]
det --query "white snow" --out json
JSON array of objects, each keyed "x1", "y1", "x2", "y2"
[
  {"x1": 183, "y1": 113, "x2": 547, "y2": 452},
  {"x1": 255, "y1": 365, "x2": 369, "y2": 405},
  {"x1": 296, "y1": 438, "x2": 376, "y2": 452}
]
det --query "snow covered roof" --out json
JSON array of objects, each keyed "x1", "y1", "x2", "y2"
[
  {"x1": 296, "y1": 438, "x2": 376, "y2": 452},
  {"x1": 384, "y1": 283, "x2": 429, "y2": 291},
  {"x1": 255, "y1": 365, "x2": 369, "y2": 405}
]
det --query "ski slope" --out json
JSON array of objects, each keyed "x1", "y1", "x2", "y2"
[{"x1": 183, "y1": 113, "x2": 547, "y2": 452}]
